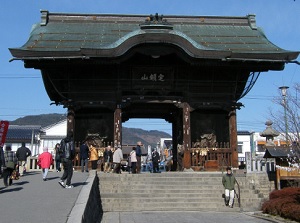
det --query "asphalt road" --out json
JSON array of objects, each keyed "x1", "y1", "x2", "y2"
[{"x1": 0, "y1": 170, "x2": 89, "y2": 223}]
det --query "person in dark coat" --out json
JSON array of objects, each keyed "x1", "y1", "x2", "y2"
[
  {"x1": 16, "y1": 142, "x2": 31, "y2": 176},
  {"x1": 80, "y1": 141, "x2": 89, "y2": 172},
  {"x1": 136, "y1": 141, "x2": 142, "y2": 173},
  {"x1": 222, "y1": 166, "x2": 236, "y2": 208},
  {"x1": 152, "y1": 148, "x2": 160, "y2": 173}
]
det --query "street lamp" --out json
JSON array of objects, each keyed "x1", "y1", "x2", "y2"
[{"x1": 279, "y1": 86, "x2": 289, "y2": 146}]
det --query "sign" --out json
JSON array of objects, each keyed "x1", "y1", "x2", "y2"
[{"x1": 0, "y1": 120, "x2": 9, "y2": 147}]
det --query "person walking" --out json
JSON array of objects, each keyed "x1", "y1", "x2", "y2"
[
  {"x1": 80, "y1": 141, "x2": 89, "y2": 172},
  {"x1": 112, "y1": 146, "x2": 123, "y2": 174},
  {"x1": 103, "y1": 146, "x2": 113, "y2": 173},
  {"x1": 38, "y1": 147, "x2": 53, "y2": 181},
  {"x1": 58, "y1": 131, "x2": 75, "y2": 189},
  {"x1": 54, "y1": 143, "x2": 61, "y2": 172},
  {"x1": 16, "y1": 142, "x2": 31, "y2": 176},
  {"x1": 136, "y1": 141, "x2": 142, "y2": 173},
  {"x1": 130, "y1": 147, "x2": 137, "y2": 174},
  {"x1": 3, "y1": 145, "x2": 18, "y2": 187},
  {"x1": 89, "y1": 144, "x2": 98, "y2": 170},
  {"x1": 222, "y1": 167, "x2": 237, "y2": 208}
]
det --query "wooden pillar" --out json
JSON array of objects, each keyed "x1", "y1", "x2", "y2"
[
  {"x1": 114, "y1": 107, "x2": 122, "y2": 148},
  {"x1": 67, "y1": 108, "x2": 75, "y2": 136},
  {"x1": 183, "y1": 102, "x2": 191, "y2": 169},
  {"x1": 229, "y1": 109, "x2": 238, "y2": 168}
]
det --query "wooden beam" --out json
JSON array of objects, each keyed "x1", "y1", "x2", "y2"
[
  {"x1": 229, "y1": 109, "x2": 238, "y2": 168},
  {"x1": 182, "y1": 102, "x2": 191, "y2": 169},
  {"x1": 114, "y1": 107, "x2": 122, "y2": 148}
]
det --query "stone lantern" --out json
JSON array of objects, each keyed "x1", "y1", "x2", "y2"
[{"x1": 260, "y1": 120, "x2": 280, "y2": 146}]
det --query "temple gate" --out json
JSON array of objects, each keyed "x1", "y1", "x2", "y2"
[{"x1": 10, "y1": 11, "x2": 299, "y2": 170}]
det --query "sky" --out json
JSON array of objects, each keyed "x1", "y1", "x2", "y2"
[{"x1": 0, "y1": 0, "x2": 299, "y2": 135}]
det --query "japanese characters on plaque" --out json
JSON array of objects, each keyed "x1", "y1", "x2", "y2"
[{"x1": 141, "y1": 73, "x2": 165, "y2": 82}]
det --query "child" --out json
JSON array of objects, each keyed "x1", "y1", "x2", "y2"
[{"x1": 38, "y1": 147, "x2": 53, "y2": 181}]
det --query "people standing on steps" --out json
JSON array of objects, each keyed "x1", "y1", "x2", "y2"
[
  {"x1": 136, "y1": 141, "x2": 142, "y2": 173},
  {"x1": 130, "y1": 147, "x2": 137, "y2": 174},
  {"x1": 112, "y1": 146, "x2": 123, "y2": 174},
  {"x1": 222, "y1": 166, "x2": 236, "y2": 208},
  {"x1": 103, "y1": 146, "x2": 113, "y2": 173},
  {"x1": 80, "y1": 141, "x2": 89, "y2": 172},
  {"x1": 16, "y1": 142, "x2": 31, "y2": 176},
  {"x1": 151, "y1": 148, "x2": 160, "y2": 173},
  {"x1": 89, "y1": 143, "x2": 98, "y2": 170}
]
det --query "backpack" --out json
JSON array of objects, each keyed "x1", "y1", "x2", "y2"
[{"x1": 59, "y1": 138, "x2": 75, "y2": 160}]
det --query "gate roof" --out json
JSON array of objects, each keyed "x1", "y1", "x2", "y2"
[{"x1": 10, "y1": 11, "x2": 299, "y2": 63}]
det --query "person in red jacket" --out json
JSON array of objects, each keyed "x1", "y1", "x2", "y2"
[{"x1": 38, "y1": 147, "x2": 53, "y2": 181}]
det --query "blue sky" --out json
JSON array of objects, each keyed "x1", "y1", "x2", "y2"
[{"x1": 0, "y1": 0, "x2": 299, "y2": 135}]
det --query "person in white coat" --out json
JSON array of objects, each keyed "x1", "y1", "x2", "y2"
[{"x1": 112, "y1": 146, "x2": 123, "y2": 174}]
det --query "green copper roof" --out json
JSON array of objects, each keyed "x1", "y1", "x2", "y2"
[{"x1": 10, "y1": 11, "x2": 299, "y2": 62}]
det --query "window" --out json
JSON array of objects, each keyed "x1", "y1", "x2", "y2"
[{"x1": 238, "y1": 143, "x2": 243, "y2": 153}]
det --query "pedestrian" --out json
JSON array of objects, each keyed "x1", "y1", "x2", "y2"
[
  {"x1": 3, "y1": 145, "x2": 18, "y2": 187},
  {"x1": 80, "y1": 141, "x2": 89, "y2": 172},
  {"x1": 38, "y1": 147, "x2": 53, "y2": 181},
  {"x1": 58, "y1": 131, "x2": 75, "y2": 189},
  {"x1": 89, "y1": 144, "x2": 98, "y2": 170},
  {"x1": 112, "y1": 146, "x2": 123, "y2": 174},
  {"x1": 222, "y1": 166, "x2": 237, "y2": 208},
  {"x1": 103, "y1": 145, "x2": 113, "y2": 173},
  {"x1": 130, "y1": 147, "x2": 137, "y2": 174},
  {"x1": 152, "y1": 148, "x2": 160, "y2": 173},
  {"x1": 136, "y1": 141, "x2": 142, "y2": 173},
  {"x1": 54, "y1": 143, "x2": 61, "y2": 172},
  {"x1": 0, "y1": 146, "x2": 4, "y2": 178},
  {"x1": 16, "y1": 142, "x2": 31, "y2": 176}
]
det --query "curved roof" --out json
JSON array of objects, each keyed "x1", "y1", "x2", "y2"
[{"x1": 9, "y1": 11, "x2": 299, "y2": 63}]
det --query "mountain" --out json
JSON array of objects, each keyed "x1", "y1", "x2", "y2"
[{"x1": 9, "y1": 113, "x2": 171, "y2": 147}]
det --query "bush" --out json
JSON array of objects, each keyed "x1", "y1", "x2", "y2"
[{"x1": 262, "y1": 187, "x2": 300, "y2": 222}]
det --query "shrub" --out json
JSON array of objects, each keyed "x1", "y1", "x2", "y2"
[{"x1": 262, "y1": 187, "x2": 300, "y2": 222}]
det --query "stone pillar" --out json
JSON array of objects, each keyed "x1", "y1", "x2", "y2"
[
  {"x1": 67, "y1": 108, "x2": 75, "y2": 136},
  {"x1": 114, "y1": 107, "x2": 122, "y2": 148},
  {"x1": 182, "y1": 102, "x2": 191, "y2": 169},
  {"x1": 229, "y1": 109, "x2": 238, "y2": 168}
]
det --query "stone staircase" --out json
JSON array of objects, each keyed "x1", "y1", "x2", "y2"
[{"x1": 98, "y1": 172, "x2": 267, "y2": 212}]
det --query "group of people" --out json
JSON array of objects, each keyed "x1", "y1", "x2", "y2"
[{"x1": 0, "y1": 142, "x2": 31, "y2": 187}]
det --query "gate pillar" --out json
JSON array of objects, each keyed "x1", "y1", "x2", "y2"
[
  {"x1": 114, "y1": 106, "x2": 122, "y2": 148},
  {"x1": 67, "y1": 108, "x2": 75, "y2": 136},
  {"x1": 182, "y1": 102, "x2": 191, "y2": 169},
  {"x1": 229, "y1": 109, "x2": 238, "y2": 168}
]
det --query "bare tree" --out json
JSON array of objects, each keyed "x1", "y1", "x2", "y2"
[{"x1": 269, "y1": 83, "x2": 300, "y2": 166}]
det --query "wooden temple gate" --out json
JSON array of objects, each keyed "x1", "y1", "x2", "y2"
[{"x1": 10, "y1": 11, "x2": 298, "y2": 170}]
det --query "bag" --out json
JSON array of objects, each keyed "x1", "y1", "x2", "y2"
[
  {"x1": 6, "y1": 161, "x2": 15, "y2": 169},
  {"x1": 11, "y1": 170, "x2": 20, "y2": 180}
]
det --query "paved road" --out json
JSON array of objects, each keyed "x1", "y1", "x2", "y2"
[
  {"x1": 0, "y1": 170, "x2": 89, "y2": 223},
  {"x1": 0, "y1": 170, "x2": 292, "y2": 223}
]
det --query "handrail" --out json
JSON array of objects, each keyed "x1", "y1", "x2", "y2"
[{"x1": 235, "y1": 179, "x2": 241, "y2": 208}]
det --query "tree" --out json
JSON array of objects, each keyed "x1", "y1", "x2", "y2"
[{"x1": 269, "y1": 83, "x2": 300, "y2": 167}]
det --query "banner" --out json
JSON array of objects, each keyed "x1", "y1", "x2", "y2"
[{"x1": 0, "y1": 120, "x2": 9, "y2": 147}]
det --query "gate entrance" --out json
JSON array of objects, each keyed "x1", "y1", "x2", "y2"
[{"x1": 10, "y1": 11, "x2": 299, "y2": 170}]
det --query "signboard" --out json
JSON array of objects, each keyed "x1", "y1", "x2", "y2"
[{"x1": 0, "y1": 120, "x2": 9, "y2": 147}]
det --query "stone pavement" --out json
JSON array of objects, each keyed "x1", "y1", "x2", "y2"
[{"x1": 0, "y1": 170, "x2": 295, "y2": 223}]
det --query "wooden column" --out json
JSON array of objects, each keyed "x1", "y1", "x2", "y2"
[
  {"x1": 182, "y1": 102, "x2": 191, "y2": 169},
  {"x1": 114, "y1": 107, "x2": 122, "y2": 148},
  {"x1": 67, "y1": 108, "x2": 75, "y2": 136},
  {"x1": 229, "y1": 109, "x2": 238, "y2": 168}
]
